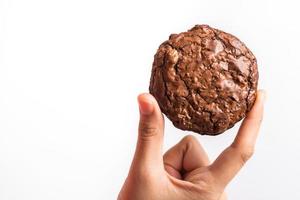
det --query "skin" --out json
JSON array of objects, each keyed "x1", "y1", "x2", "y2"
[{"x1": 118, "y1": 90, "x2": 265, "y2": 200}]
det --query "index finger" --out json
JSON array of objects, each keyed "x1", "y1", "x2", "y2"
[{"x1": 209, "y1": 90, "x2": 266, "y2": 188}]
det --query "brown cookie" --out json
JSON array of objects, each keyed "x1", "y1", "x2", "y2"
[{"x1": 149, "y1": 25, "x2": 258, "y2": 135}]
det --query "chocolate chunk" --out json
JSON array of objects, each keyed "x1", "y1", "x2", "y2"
[{"x1": 149, "y1": 25, "x2": 258, "y2": 135}]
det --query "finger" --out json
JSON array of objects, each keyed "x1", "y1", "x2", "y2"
[
  {"x1": 131, "y1": 93, "x2": 165, "y2": 171},
  {"x1": 163, "y1": 135, "x2": 210, "y2": 179},
  {"x1": 210, "y1": 90, "x2": 266, "y2": 187},
  {"x1": 220, "y1": 192, "x2": 227, "y2": 200}
]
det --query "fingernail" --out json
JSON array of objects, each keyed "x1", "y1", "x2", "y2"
[{"x1": 138, "y1": 94, "x2": 154, "y2": 115}]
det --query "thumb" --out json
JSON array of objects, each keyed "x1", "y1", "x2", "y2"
[{"x1": 131, "y1": 93, "x2": 165, "y2": 170}]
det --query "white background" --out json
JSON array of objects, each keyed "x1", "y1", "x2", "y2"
[{"x1": 1, "y1": 0, "x2": 300, "y2": 199}]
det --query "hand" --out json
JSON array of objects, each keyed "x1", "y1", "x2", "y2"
[{"x1": 118, "y1": 91, "x2": 265, "y2": 200}]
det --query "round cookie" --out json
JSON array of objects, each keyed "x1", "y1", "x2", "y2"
[{"x1": 149, "y1": 25, "x2": 258, "y2": 135}]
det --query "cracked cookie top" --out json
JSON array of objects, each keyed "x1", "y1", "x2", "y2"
[{"x1": 149, "y1": 25, "x2": 258, "y2": 135}]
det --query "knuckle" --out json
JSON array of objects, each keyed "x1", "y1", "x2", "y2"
[
  {"x1": 182, "y1": 135, "x2": 197, "y2": 144},
  {"x1": 240, "y1": 147, "x2": 255, "y2": 163},
  {"x1": 139, "y1": 121, "x2": 158, "y2": 139},
  {"x1": 231, "y1": 145, "x2": 255, "y2": 164}
]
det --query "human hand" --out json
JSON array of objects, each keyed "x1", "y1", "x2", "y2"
[{"x1": 118, "y1": 91, "x2": 265, "y2": 200}]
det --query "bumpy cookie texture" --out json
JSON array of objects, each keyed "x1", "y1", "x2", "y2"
[{"x1": 149, "y1": 25, "x2": 258, "y2": 135}]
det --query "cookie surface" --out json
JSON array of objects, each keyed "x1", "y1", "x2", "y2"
[{"x1": 149, "y1": 25, "x2": 258, "y2": 135}]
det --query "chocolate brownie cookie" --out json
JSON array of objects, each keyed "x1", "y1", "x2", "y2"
[{"x1": 149, "y1": 25, "x2": 258, "y2": 135}]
